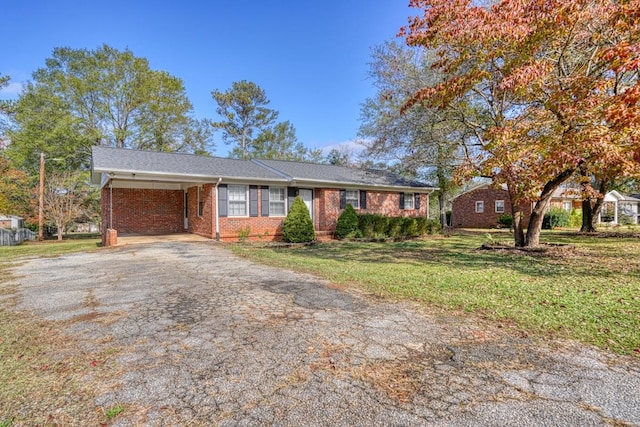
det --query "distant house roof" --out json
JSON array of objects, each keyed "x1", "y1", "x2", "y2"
[
  {"x1": 605, "y1": 190, "x2": 640, "y2": 203},
  {"x1": 91, "y1": 147, "x2": 436, "y2": 192}
]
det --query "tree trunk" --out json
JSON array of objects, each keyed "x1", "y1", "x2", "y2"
[
  {"x1": 512, "y1": 209, "x2": 525, "y2": 247},
  {"x1": 580, "y1": 179, "x2": 610, "y2": 232},
  {"x1": 57, "y1": 225, "x2": 63, "y2": 241},
  {"x1": 525, "y1": 201, "x2": 548, "y2": 247},
  {"x1": 591, "y1": 197, "x2": 605, "y2": 230},
  {"x1": 581, "y1": 198, "x2": 597, "y2": 232},
  {"x1": 438, "y1": 192, "x2": 447, "y2": 228},
  {"x1": 524, "y1": 166, "x2": 577, "y2": 247}
]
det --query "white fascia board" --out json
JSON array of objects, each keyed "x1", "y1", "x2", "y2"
[{"x1": 96, "y1": 169, "x2": 288, "y2": 188}]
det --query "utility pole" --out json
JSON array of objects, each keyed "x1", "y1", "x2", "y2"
[{"x1": 38, "y1": 152, "x2": 44, "y2": 241}]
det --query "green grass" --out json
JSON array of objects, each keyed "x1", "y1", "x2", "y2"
[
  {"x1": 105, "y1": 404, "x2": 125, "y2": 420},
  {"x1": 232, "y1": 231, "x2": 640, "y2": 356},
  {"x1": 0, "y1": 238, "x2": 101, "y2": 261}
]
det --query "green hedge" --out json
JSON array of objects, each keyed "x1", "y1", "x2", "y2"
[
  {"x1": 352, "y1": 213, "x2": 440, "y2": 239},
  {"x1": 543, "y1": 207, "x2": 570, "y2": 229}
]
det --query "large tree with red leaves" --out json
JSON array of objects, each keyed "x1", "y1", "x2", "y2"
[{"x1": 402, "y1": 0, "x2": 640, "y2": 246}]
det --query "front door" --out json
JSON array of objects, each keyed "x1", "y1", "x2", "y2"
[{"x1": 299, "y1": 189, "x2": 313, "y2": 219}]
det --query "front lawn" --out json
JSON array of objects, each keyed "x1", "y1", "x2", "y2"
[
  {"x1": 232, "y1": 231, "x2": 640, "y2": 356},
  {"x1": 0, "y1": 238, "x2": 101, "y2": 262}
]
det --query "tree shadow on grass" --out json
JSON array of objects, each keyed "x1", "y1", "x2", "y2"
[{"x1": 278, "y1": 239, "x2": 639, "y2": 283}]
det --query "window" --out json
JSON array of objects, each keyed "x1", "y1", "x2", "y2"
[
  {"x1": 269, "y1": 187, "x2": 286, "y2": 216},
  {"x1": 404, "y1": 193, "x2": 415, "y2": 210},
  {"x1": 563, "y1": 201, "x2": 572, "y2": 212},
  {"x1": 197, "y1": 186, "x2": 204, "y2": 217},
  {"x1": 346, "y1": 190, "x2": 359, "y2": 209},
  {"x1": 228, "y1": 185, "x2": 248, "y2": 216},
  {"x1": 495, "y1": 200, "x2": 505, "y2": 213},
  {"x1": 475, "y1": 201, "x2": 484, "y2": 213}
]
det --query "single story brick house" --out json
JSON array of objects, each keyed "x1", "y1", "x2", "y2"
[
  {"x1": 91, "y1": 147, "x2": 437, "y2": 244},
  {"x1": 451, "y1": 183, "x2": 584, "y2": 229}
]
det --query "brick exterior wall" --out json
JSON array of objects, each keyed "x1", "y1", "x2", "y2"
[
  {"x1": 188, "y1": 184, "x2": 213, "y2": 238},
  {"x1": 451, "y1": 188, "x2": 532, "y2": 228},
  {"x1": 102, "y1": 188, "x2": 184, "y2": 235},
  {"x1": 104, "y1": 185, "x2": 430, "y2": 242}
]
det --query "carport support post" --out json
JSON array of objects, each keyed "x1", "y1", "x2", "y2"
[{"x1": 214, "y1": 178, "x2": 222, "y2": 241}]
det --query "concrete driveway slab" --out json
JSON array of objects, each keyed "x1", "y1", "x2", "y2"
[{"x1": 6, "y1": 241, "x2": 640, "y2": 426}]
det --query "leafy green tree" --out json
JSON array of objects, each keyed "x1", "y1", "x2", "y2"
[
  {"x1": 211, "y1": 80, "x2": 278, "y2": 160},
  {"x1": 247, "y1": 121, "x2": 323, "y2": 162},
  {"x1": 359, "y1": 40, "x2": 464, "y2": 228},
  {"x1": 6, "y1": 45, "x2": 211, "y2": 173},
  {"x1": 335, "y1": 204, "x2": 359, "y2": 239},
  {"x1": 282, "y1": 196, "x2": 315, "y2": 243},
  {"x1": 0, "y1": 74, "x2": 13, "y2": 132}
]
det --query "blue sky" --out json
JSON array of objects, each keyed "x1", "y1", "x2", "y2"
[{"x1": 0, "y1": 1, "x2": 418, "y2": 157}]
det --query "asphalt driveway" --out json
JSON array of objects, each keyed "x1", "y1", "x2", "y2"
[{"x1": 6, "y1": 241, "x2": 640, "y2": 426}]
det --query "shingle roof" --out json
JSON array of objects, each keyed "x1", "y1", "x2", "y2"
[
  {"x1": 252, "y1": 159, "x2": 434, "y2": 189},
  {"x1": 91, "y1": 146, "x2": 436, "y2": 190},
  {"x1": 91, "y1": 146, "x2": 285, "y2": 182}
]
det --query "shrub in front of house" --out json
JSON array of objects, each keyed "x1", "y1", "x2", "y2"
[
  {"x1": 401, "y1": 217, "x2": 419, "y2": 237},
  {"x1": 336, "y1": 203, "x2": 360, "y2": 239},
  {"x1": 543, "y1": 207, "x2": 570, "y2": 229},
  {"x1": 424, "y1": 218, "x2": 441, "y2": 235},
  {"x1": 282, "y1": 196, "x2": 316, "y2": 243},
  {"x1": 387, "y1": 217, "x2": 404, "y2": 238},
  {"x1": 498, "y1": 214, "x2": 513, "y2": 229},
  {"x1": 357, "y1": 214, "x2": 388, "y2": 238}
]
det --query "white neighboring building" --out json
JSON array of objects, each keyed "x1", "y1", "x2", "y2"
[
  {"x1": 0, "y1": 215, "x2": 24, "y2": 229},
  {"x1": 599, "y1": 191, "x2": 640, "y2": 224}
]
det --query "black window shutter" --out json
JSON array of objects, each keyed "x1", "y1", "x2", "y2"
[
  {"x1": 415, "y1": 194, "x2": 421, "y2": 210},
  {"x1": 399, "y1": 192, "x2": 405, "y2": 210},
  {"x1": 359, "y1": 190, "x2": 367, "y2": 210},
  {"x1": 218, "y1": 184, "x2": 228, "y2": 217},
  {"x1": 249, "y1": 185, "x2": 259, "y2": 217},
  {"x1": 287, "y1": 187, "x2": 297, "y2": 212},
  {"x1": 339, "y1": 190, "x2": 346, "y2": 209},
  {"x1": 261, "y1": 186, "x2": 269, "y2": 216}
]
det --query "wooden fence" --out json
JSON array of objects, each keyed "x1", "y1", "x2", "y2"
[{"x1": 0, "y1": 228, "x2": 38, "y2": 246}]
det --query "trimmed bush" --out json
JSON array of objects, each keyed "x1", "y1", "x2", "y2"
[
  {"x1": 425, "y1": 219, "x2": 441, "y2": 235},
  {"x1": 387, "y1": 217, "x2": 404, "y2": 238},
  {"x1": 568, "y1": 208, "x2": 582, "y2": 228},
  {"x1": 282, "y1": 196, "x2": 316, "y2": 243},
  {"x1": 401, "y1": 217, "x2": 419, "y2": 237},
  {"x1": 498, "y1": 214, "x2": 513, "y2": 229},
  {"x1": 543, "y1": 207, "x2": 570, "y2": 229},
  {"x1": 358, "y1": 214, "x2": 388, "y2": 238},
  {"x1": 336, "y1": 203, "x2": 359, "y2": 239}
]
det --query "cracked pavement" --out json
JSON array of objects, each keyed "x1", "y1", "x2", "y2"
[{"x1": 6, "y1": 240, "x2": 640, "y2": 426}]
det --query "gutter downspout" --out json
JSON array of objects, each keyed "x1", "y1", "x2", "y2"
[{"x1": 214, "y1": 178, "x2": 222, "y2": 241}]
